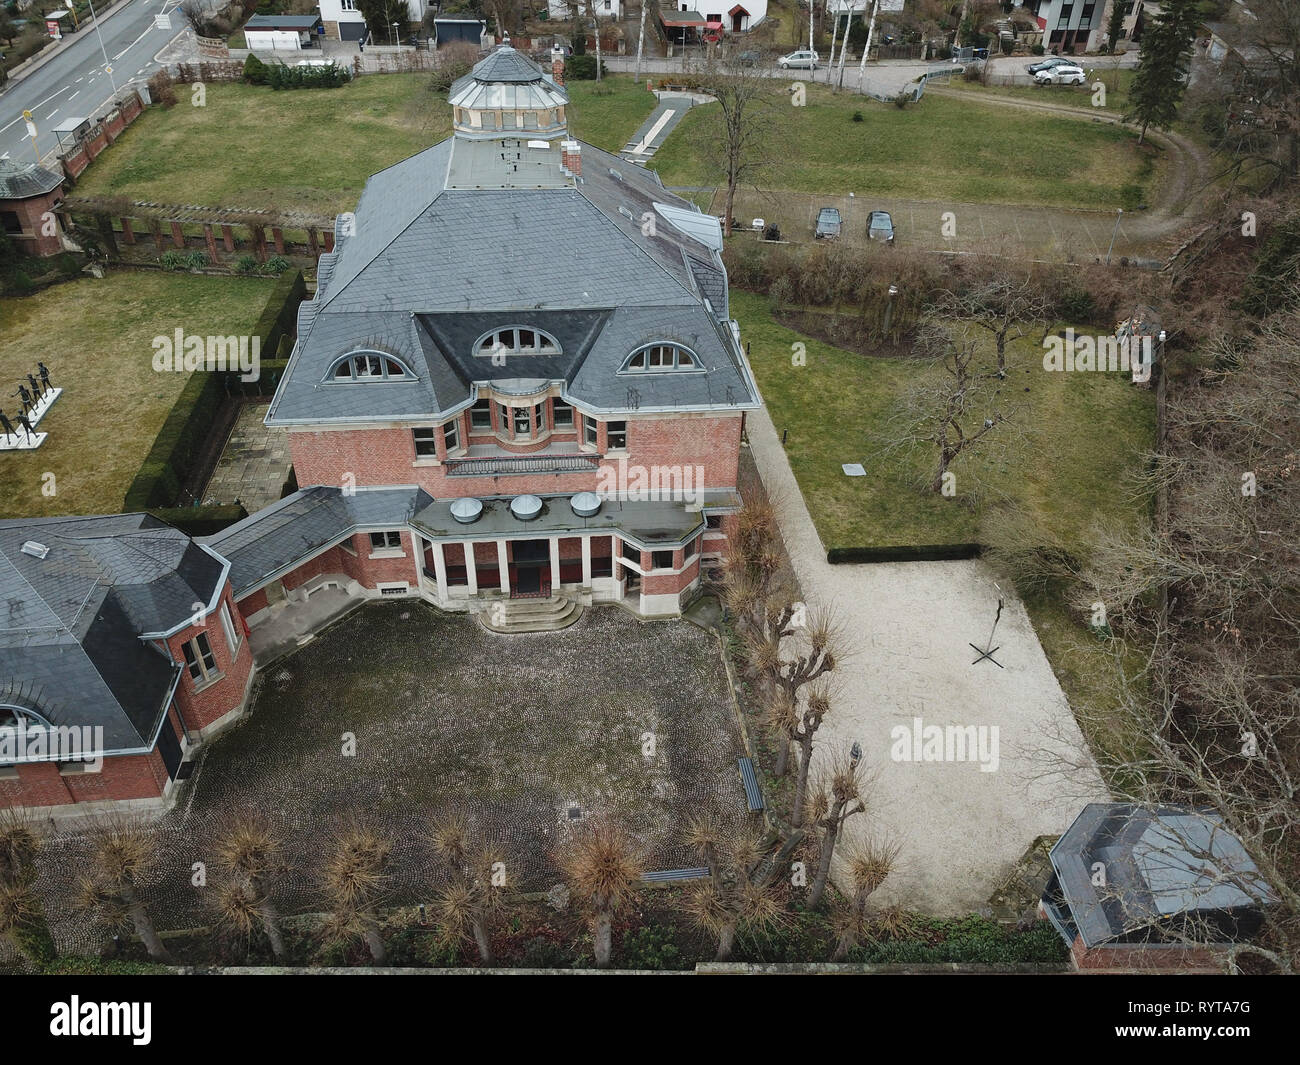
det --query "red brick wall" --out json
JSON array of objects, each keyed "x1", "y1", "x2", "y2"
[
  {"x1": 280, "y1": 545, "x2": 345, "y2": 591},
  {"x1": 341, "y1": 531, "x2": 418, "y2": 587},
  {"x1": 1070, "y1": 935, "x2": 1226, "y2": 973},
  {"x1": 0, "y1": 750, "x2": 172, "y2": 809},
  {"x1": 237, "y1": 587, "x2": 269, "y2": 618},
  {"x1": 1, "y1": 187, "x2": 63, "y2": 257},
  {"x1": 168, "y1": 585, "x2": 255, "y2": 732}
]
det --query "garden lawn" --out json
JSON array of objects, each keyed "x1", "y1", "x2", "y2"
[
  {"x1": 733, "y1": 288, "x2": 1155, "y2": 553},
  {"x1": 651, "y1": 85, "x2": 1150, "y2": 209},
  {"x1": 74, "y1": 76, "x2": 657, "y2": 215},
  {"x1": 943, "y1": 67, "x2": 1137, "y2": 113},
  {"x1": 0, "y1": 271, "x2": 274, "y2": 519}
]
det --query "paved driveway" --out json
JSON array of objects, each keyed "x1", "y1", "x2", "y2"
[{"x1": 745, "y1": 405, "x2": 1108, "y2": 915}]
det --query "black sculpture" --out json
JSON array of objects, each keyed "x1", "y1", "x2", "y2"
[
  {"x1": 16, "y1": 413, "x2": 35, "y2": 443},
  {"x1": 38, "y1": 363, "x2": 51, "y2": 390},
  {"x1": 27, "y1": 373, "x2": 42, "y2": 400},
  {"x1": 14, "y1": 384, "x2": 32, "y2": 415},
  {"x1": 0, "y1": 409, "x2": 13, "y2": 440}
]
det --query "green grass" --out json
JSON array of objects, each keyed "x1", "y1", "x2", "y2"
[
  {"x1": 75, "y1": 76, "x2": 657, "y2": 215},
  {"x1": 0, "y1": 271, "x2": 274, "y2": 519},
  {"x1": 733, "y1": 289, "x2": 1155, "y2": 553},
  {"x1": 650, "y1": 84, "x2": 1151, "y2": 209},
  {"x1": 944, "y1": 67, "x2": 1137, "y2": 113}
]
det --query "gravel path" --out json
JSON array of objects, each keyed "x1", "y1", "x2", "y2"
[{"x1": 743, "y1": 407, "x2": 1109, "y2": 915}]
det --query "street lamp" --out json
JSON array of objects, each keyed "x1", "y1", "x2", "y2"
[
  {"x1": 84, "y1": 0, "x2": 117, "y2": 94},
  {"x1": 883, "y1": 283, "x2": 899, "y2": 336},
  {"x1": 391, "y1": 22, "x2": 398, "y2": 47}
]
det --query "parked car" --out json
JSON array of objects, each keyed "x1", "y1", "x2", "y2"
[
  {"x1": 1026, "y1": 56, "x2": 1076, "y2": 75},
  {"x1": 737, "y1": 50, "x2": 762, "y2": 66},
  {"x1": 814, "y1": 207, "x2": 841, "y2": 239},
  {"x1": 1034, "y1": 64, "x2": 1087, "y2": 85},
  {"x1": 779, "y1": 49, "x2": 820, "y2": 70},
  {"x1": 867, "y1": 210, "x2": 895, "y2": 244}
]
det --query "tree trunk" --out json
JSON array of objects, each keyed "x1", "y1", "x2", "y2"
[
  {"x1": 361, "y1": 910, "x2": 388, "y2": 965},
  {"x1": 259, "y1": 899, "x2": 286, "y2": 960},
  {"x1": 715, "y1": 920, "x2": 737, "y2": 961},
  {"x1": 472, "y1": 918, "x2": 493, "y2": 963},
  {"x1": 634, "y1": 0, "x2": 648, "y2": 80},
  {"x1": 774, "y1": 736, "x2": 790, "y2": 776},
  {"x1": 790, "y1": 737, "x2": 813, "y2": 827},
  {"x1": 724, "y1": 179, "x2": 736, "y2": 238},
  {"x1": 123, "y1": 887, "x2": 171, "y2": 963},
  {"x1": 593, "y1": 911, "x2": 613, "y2": 968},
  {"x1": 806, "y1": 821, "x2": 839, "y2": 910}
]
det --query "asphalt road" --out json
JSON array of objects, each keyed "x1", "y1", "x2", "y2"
[{"x1": 0, "y1": 0, "x2": 186, "y2": 166}]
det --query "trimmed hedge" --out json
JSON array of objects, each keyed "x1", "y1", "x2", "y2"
[
  {"x1": 827, "y1": 543, "x2": 982, "y2": 564},
  {"x1": 122, "y1": 274, "x2": 305, "y2": 511},
  {"x1": 148, "y1": 504, "x2": 248, "y2": 537}
]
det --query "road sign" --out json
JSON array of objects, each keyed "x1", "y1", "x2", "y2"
[
  {"x1": 25, "y1": 121, "x2": 38, "y2": 138},
  {"x1": 22, "y1": 109, "x2": 33, "y2": 119},
  {"x1": 104, "y1": 64, "x2": 112, "y2": 74}
]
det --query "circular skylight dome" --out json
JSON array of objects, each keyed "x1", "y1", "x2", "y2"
[
  {"x1": 450, "y1": 497, "x2": 483, "y2": 524},
  {"x1": 570, "y1": 492, "x2": 601, "y2": 518},
  {"x1": 510, "y1": 494, "x2": 543, "y2": 521}
]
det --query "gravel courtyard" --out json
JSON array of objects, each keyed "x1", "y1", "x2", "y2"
[{"x1": 15, "y1": 603, "x2": 748, "y2": 957}]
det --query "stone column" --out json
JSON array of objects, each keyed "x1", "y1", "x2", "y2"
[
  {"x1": 581, "y1": 536, "x2": 592, "y2": 586},
  {"x1": 497, "y1": 540, "x2": 510, "y2": 595},
  {"x1": 549, "y1": 537, "x2": 560, "y2": 591},
  {"x1": 431, "y1": 539, "x2": 447, "y2": 599},
  {"x1": 464, "y1": 542, "x2": 478, "y2": 595}
]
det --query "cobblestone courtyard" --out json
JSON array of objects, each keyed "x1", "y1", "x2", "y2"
[{"x1": 14, "y1": 603, "x2": 748, "y2": 958}]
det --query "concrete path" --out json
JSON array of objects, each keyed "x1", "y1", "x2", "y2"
[
  {"x1": 620, "y1": 93, "x2": 701, "y2": 163},
  {"x1": 744, "y1": 404, "x2": 1108, "y2": 915}
]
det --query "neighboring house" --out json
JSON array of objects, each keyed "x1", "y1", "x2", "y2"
[
  {"x1": 1019, "y1": 0, "x2": 1149, "y2": 52},
  {"x1": 1041, "y1": 803, "x2": 1278, "y2": 971},
  {"x1": 242, "y1": 13, "x2": 324, "y2": 51},
  {"x1": 549, "y1": 0, "x2": 625, "y2": 20},
  {"x1": 318, "y1": 0, "x2": 428, "y2": 42},
  {"x1": 0, "y1": 45, "x2": 759, "y2": 818},
  {"x1": 434, "y1": 18, "x2": 489, "y2": 49},
  {"x1": 0, "y1": 160, "x2": 66, "y2": 258},
  {"x1": 0, "y1": 515, "x2": 255, "y2": 817}
]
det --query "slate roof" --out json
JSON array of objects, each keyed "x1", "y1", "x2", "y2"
[
  {"x1": 0, "y1": 160, "x2": 63, "y2": 200},
  {"x1": 1048, "y1": 803, "x2": 1277, "y2": 948},
  {"x1": 244, "y1": 14, "x2": 322, "y2": 28},
  {"x1": 267, "y1": 46, "x2": 759, "y2": 428},
  {"x1": 201, "y1": 486, "x2": 433, "y2": 596},
  {"x1": 0, "y1": 514, "x2": 226, "y2": 752}
]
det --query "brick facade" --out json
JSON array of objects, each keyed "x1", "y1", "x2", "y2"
[{"x1": 1, "y1": 185, "x2": 64, "y2": 258}]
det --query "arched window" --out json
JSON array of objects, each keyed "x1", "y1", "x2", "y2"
[
  {"x1": 328, "y1": 351, "x2": 413, "y2": 382},
  {"x1": 621, "y1": 343, "x2": 700, "y2": 373},
  {"x1": 474, "y1": 327, "x2": 561, "y2": 359}
]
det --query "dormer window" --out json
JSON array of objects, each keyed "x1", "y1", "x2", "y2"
[
  {"x1": 330, "y1": 352, "x2": 412, "y2": 381},
  {"x1": 475, "y1": 327, "x2": 561, "y2": 359},
  {"x1": 621, "y1": 343, "x2": 699, "y2": 373}
]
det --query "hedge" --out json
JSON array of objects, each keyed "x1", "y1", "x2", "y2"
[
  {"x1": 827, "y1": 544, "x2": 983, "y2": 564},
  {"x1": 122, "y1": 273, "x2": 306, "y2": 511},
  {"x1": 147, "y1": 504, "x2": 248, "y2": 537}
]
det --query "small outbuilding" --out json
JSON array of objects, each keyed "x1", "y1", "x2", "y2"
[{"x1": 242, "y1": 14, "x2": 324, "y2": 51}]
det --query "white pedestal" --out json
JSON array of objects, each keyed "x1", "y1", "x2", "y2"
[{"x1": 0, "y1": 431, "x2": 48, "y2": 451}]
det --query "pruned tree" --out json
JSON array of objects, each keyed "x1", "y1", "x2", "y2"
[
  {"x1": 210, "y1": 810, "x2": 288, "y2": 961},
  {"x1": 692, "y1": 48, "x2": 786, "y2": 237},
  {"x1": 831, "y1": 834, "x2": 902, "y2": 960},
  {"x1": 804, "y1": 745, "x2": 869, "y2": 910},
  {"x1": 428, "y1": 813, "x2": 507, "y2": 964},
  {"x1": 0, "y1": 812, "x2": 54, "y2": 964},
  {"x1": 930, "y1": 271, "x2": 1050, "y2": 377},
  {"x1": 76, "y1": 820, "x2": 171, "y2": 963},
  {"x1": 882, "y1": 320, "x2": 1015, "y2": 494},
  {"x1": 558, "y1": 818, "x2": 644, "y2": 969},
  {"x1": 320, "y1": 820, "x2": 393, "y2": 966},
  {"x1": 682, "y1": 816, "x2": 783, "y2": 960}
]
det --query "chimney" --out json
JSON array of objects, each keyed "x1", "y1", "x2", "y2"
[
  {"x1": 551, "y1": 50, "x2": 565, "y2": 86},
  {"x1": 561, "y1": 139, "x2": 582, "y2": 178}
]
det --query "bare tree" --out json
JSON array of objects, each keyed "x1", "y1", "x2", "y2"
[
  {"x1": 320, "y1": 820, "x2": 393, "y2": 965},
  {"x1": 428, "y1": 813, "x2": 507, "y2": 964},
  {"x1": 559, "y1": 819, "x2": 644, "y2": 969},
  {"x1": 804, "y1": 746, "x2": 869, "y2": 910},
  {"x1": 682, "y1": 817, "x2": 783, "y2": 960},
  {"x1": 77, "y1": 820, "x2": 171, "y2": 963},
  {"x1": 831, "y1": 835, "x2": 901, "y2": 960},
  {"x1": 0, "y1": 812, "x2": 54, "y2": 963},
  {"x1": 210, "y1": 810, "x2": 288, "y2": 961},
  {"x1": 693, "y1": 48, "x2": 786, "y2": 237},
  {"x1": 931, "y1": 271, "x2": 1050, "y2": 377},
  {"x1": 883, "y1": 320, "x2": 1016, "y2": 493}
]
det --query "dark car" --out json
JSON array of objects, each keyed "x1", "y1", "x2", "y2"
[
  {"x1": 737, "y1": 50, "x2": 762, "y2": 66},
  {"x1": 1027, "y1": 56, "x2": 1075, "y2": 75},
  {"x1": 867, "y1": 210, "x2": 895, "y2": 244},
  {"x1": 815, "y1": 207, "x2": 842, "y2": 239}
]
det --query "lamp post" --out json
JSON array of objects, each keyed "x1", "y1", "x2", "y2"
[
  {"x1": 1105, "y1": 207, "x2": 1123, "y2": 264},
  {"x1": 84, "y1": 0, "x2": 116, "y2": 94},
  {"x1": 65, "y1": 0, "x2": 78, "y2": 30},
  {"x1": 391, "y1": 21, "x2": 398, "y2": 47},
  {"x1": 883, "y1": 283, "x2": 899, "y2": 336}
]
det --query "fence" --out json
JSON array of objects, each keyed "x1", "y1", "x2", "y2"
[{"x1": 57, "y1": 89, "x2": 145, "y2": 180}]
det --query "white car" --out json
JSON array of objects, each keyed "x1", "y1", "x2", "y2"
[
  {"x1": 778, "y1": 49, "x2": 820, "y2": 70},
  {"x1": 1034, "y1": 64, "x2": 1087, "y2": 85}
]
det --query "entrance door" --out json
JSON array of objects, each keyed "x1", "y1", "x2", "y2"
[
  {"x1": 511, "y1": 539, "x2": 550, "y2": 598},
  {"x1": 622, "y1": 564, "x2": 641, "y2": 596}
]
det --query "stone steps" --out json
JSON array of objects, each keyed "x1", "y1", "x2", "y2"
[{"x1": 477, "y1": 596, "x2": 584, "y2": 634}]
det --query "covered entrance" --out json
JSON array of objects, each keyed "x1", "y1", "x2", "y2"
[{"x1": 510, "y1": 539, "x2": 551, "y2": 598}]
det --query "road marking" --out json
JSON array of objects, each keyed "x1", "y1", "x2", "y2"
[
  {"x1": 115, "y1": 25, "x2": 155, "y2": 61},
  {"x1": 69, "y1": 91, "x2": 80, "y2": 100},
  {"x1": 0, "y1": 85, "x2": 71, "y2": 133}
]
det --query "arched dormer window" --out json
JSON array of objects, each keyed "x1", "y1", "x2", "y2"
[
  {"x1": 1, "y1": 703, "x2": 54, "y2": 733},
  {"x1": 621, "y1": 343, "x2": 700, "y2": 373},
  {"x1": 474, "y1": 327, "x2": 561, "y2": 359},
  {"x1": 328, "y1": 351, "x2": 414, "y2": 382}
]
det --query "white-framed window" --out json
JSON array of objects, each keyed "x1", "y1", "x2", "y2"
[
  {"x1": 330, "y1": 352, "x2": 411, "y2": 381},
  {"x1": 220, "y1": 601, "x2": 242, "y2": 656},
  {"x1": 652, "y1": 549, "x2": 674, "y2": 570},
  {"x1": 340, "y1": 0, "x2": 356, "y2": 9},
  {"x1": 182, "y1": 632, "x2": 219, "y2": 686},
  {"x1": 621, "y1": 343, "x2": 699, "y2": 373},
  {"x1": 583, "y1": 415, "x2": 599, "y2": 448},
  {"x1": 471, "y1": 398, "x2": 493, "y2": 430},
  {"x1": 442, "y1": 420, "x2": 461, "y2": 453},
  {"x1": 552, "y1": 398, "x2": 573, "y2": 427},
  {"x1": 684, "y1": 536, "x2": 699, "y2": 560},
  {"x1": 370, "y1": 531, "x2": 403, "y2": 551},
  {"x1": 513, "y1": 405, "x2": 532, "y2": 437},
  {"x1": 413, "y1": 426, "x2": 438, "y2": 457},
  {"x1": 378, "y1": 582, "x2": 412, "y2": 596},
  {"x1": 475, "y1": 326, "x2": 561, "y2": 359},
  {"x1": 534, "y1": 402, "x2": 546, "y2": 433},
  {"x1": 607, "y1": 420, "x2": 628, "y2": 450}
]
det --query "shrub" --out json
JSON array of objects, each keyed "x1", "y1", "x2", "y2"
[
  {"x1": 1031, "y1": 43, "x2": 1045, "y2": 55},
  {"x1": 1056, "y1": 285, "x2": 1096, "y2": 323},
  {"x1": 147, "y1": 68, "x2": 177, "y2": 107},
  {"x1": 893, "y1": 88, "x2": 912, "y2": 108},
  {"x1": 763, "y1": 222, "x2": 782, "y2": 242},
  {"x1": 565, "y1": 54, "x2": 605, "y2": 80},
  {"x1": 852, "y1": 110, "x2": 864, "y2": 122},
  {"x1": 261, "y1": 255, "x2": 291, "y2": 275},
  {"x1": 621, "y1": 925, "x2": 685, "y2": 971},
  {"x1": 159, "y1": 250, "x2": 189, "y2": 271},
  {"x1": 429, "y1": 40, "x2": 479, "y2": 93},
  {"x1": 8, "y1": 271, "x2": 33, "y2": 294},
  {"x1": 519, "y1": 936, "x2": 570, "y2": 969},
  {"x1": 185, "y1": 250, "x2": 210, "y2": 271},
  {"x1": 243, "y1": 53, "x2": 269, "y2": 85},
  {"x1": 235, "y1": 254, "x2": 260, "y2": 274}
]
